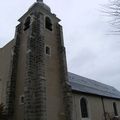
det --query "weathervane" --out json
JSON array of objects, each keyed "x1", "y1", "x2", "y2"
[{"x1": 37, "y1": 0, "x2": 43, "y2": 2}]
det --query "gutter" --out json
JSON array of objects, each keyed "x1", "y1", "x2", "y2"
[{"x1": 101, "y1": 97, "x2": 107, "y2": 120}]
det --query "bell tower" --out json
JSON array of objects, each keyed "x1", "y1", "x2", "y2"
[{"x1": 6, "y1": 1, "x2": 72, "y2": 120}]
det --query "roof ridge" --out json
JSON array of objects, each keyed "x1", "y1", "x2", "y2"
[
  {"x1": 71, "y1": 81, "x2": 120, "y2": 96},
  {"x1": 68, "y1": 72, "x2": 117, "y2": 90},
  {"x1": 68, "y1": 72, "x2": 120, "y2": 99}
]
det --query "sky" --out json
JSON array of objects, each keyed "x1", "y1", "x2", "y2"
[{"x1": 1, "y1": 0, "x2": 120, "y2": 90}]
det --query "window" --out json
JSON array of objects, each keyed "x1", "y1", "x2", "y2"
[
  {"x1": 46, "y1": 46, "x2": 51, "y2": 55},
  {"x1": 20, "y1": 95, "x2": 25, "y2": 104},
  {"x1": 45, "y1": 17, "x2": 52, "y2": 31},
  {"x1": 24, "y1": 16, "x2": 31, "y2": 31},
  {"x1": 80, "y1": 97, "x2": 88, "y2": 118},
  {"x1": 113, "y1": 102, "x2": 118, "y2": 116},
  {"x1": 11, "y1": 47, "x2": 14, "y2": 56}
]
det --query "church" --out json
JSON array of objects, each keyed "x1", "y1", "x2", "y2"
[{"x1": 0, "y1": 0, "x2": 120, "y2": 120}]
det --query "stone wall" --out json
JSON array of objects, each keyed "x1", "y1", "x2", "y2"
[
  {"x1": 6, "y1": 24, "x2": 22, "y2": 120},
  {"x1": 3, "y1": 3, "x2": 73, "y2": 120},
  {"x1": 72, "y1": 92, "x2": 120, "y2": 120},
  {"x1": 56, "y1": 24, "x2": 73, "y2": 120},
  {"x1": 0, "y1": 40, "x2": 15, "y2": 105},
  {"x1": 24, "y1": 12, "x2": 46, "y2": 120}
]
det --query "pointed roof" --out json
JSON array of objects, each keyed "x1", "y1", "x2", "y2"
[
  {"x1": 29, "y1": 0, "x2": 51, "y2": 12},
  {"x1": 18, "y1": 1, "x2": 61, "y2": 22},
  {"x1": 37, "y1": 0, "x2": 43, "y2": 2}
]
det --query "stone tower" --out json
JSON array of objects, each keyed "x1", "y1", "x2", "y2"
[{"x1": 6, "y1": 1, "x2": 72, "y2": 120}]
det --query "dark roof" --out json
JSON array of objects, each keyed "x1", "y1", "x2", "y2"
[{"x1": 68, "y1": 72, "x2": 120, "y2": 99}]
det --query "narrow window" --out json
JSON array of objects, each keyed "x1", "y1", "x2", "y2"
[
  {"x1": 11, "y1": 47, "x2": 14, "y2": 56},
  {"x1": 46, "y1": 46, "x2": 50, "y2": 55},
  {"x1": 45, "y1": 17, "x2": 52, "y2": 31},
  {"x1": 24, "y1": 16, "x2": 31, "y2": 31},
  {"x1": 113, "y1": 102, "x2": 118, "y2": 116},
  {"x1": 20, "y1": 95, "x2": 25, "y2": 104},
  {"x1": 80, "y1": 98, "x2": 88, "y2": 118}
]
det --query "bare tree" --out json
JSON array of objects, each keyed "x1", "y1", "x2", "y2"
[{"x1": 104, "y1": 0, "x2": 120, "y2": 33}]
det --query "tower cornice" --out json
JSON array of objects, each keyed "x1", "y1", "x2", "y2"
[
  {"x1": 37, "y1": 0, "x2": 43, "y2": 2},
  {"x1": 18, "y1": 1, "x2": 60, "y2": 22}
]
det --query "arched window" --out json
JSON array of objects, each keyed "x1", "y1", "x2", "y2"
[
  {"x1": 45, "y1": 17, "x2": 52, "y2": 31},
  {"x1": 80, "y1": 97, "x2": 88, "y2": 118},
  {"x1": 24, "y1": 16, "x2": 31, "y2": 31},
  {"x1": 113, "y1": 102, "x2": 118, "y2": 116}
]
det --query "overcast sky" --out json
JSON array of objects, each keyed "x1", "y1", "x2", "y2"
[{"x1": 1, "y1": 0, "x2": 120, "y2": 90}]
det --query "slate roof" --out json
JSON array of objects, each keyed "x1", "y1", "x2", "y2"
[{"x1": 68, "y1": 72, "x2": 120, "y2": 99}]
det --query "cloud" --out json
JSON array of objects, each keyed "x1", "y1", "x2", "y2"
[{"x1": 0, "y1": 0, "x2": 120, "y2": 91}]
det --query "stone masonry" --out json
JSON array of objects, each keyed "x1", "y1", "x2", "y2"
[
  {"x1": 3, "y1": 1, "x2": 73, "y2": 120},
  {"x1": 24, "y1": 12, "x2": 47, "y2": 120},
  {"x1": 6, "y1": 24, "x2": 22, "y2": 120}
]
